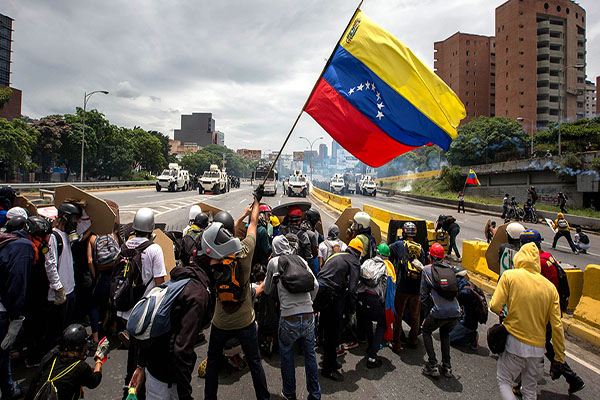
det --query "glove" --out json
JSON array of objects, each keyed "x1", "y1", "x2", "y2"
[
  {"x1": 550, "y1": 361, "x2": 563, "y2": 380},
  {"x1": 94, "y1": 336, "x2": 110, "y2": 363},
  {"x1": 253, "y1": 184, "x2": 264, "y2": 202},
  {"x1": 411, "y1": 259, "x2": 424, "y2": 272},
  {"x1": 54, "y1": 287, "x2": 66, "y2": 305},
  {"x1": 0, "y1": 316, "x2": 24, "y2": 350}
]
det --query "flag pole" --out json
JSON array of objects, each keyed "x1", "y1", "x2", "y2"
[{"x1": 261, "y1": 0, "x2": 364, "y2": 186}]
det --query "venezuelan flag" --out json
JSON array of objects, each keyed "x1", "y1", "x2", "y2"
[
  {"x1": 305, "y1": 11, "x2": 465, "y2": 167},
  {"x1": 466, "y1": 168, "x2": 480, "y2": 186},
  {"x1": 383, "y1": 259, "x2": 396, "y2": 341}
]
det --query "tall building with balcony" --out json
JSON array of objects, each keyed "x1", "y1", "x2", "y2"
[
  {"x1": 434, "y1": 32, "x2": 496, "y2": 123},
  {"x1": 584, "y1": 80, "x2": 596, "y2": 119},
  {"x1": 495, "y1": 0, "x2": 586, "y2": 128}
]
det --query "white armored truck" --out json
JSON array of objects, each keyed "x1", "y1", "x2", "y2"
[
  {"x1": 199, "y1": 164, "x2": 229, "y2": 194},
  {"x1": 156, "y1": 163, "x2": 190, "y2": 192}
]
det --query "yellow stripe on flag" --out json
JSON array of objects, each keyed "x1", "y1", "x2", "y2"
[{"x1": 340, "y1": 11, "x2": 465, "y2": 139}]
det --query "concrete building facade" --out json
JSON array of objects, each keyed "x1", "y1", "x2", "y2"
[
  {"x1": 173, "y1": 112, "x2": 216, "y2": 147},
  {"x1": 0, "y1": 14, "x2": 12, "y2": 87},
  {"x1": 597, "y1": 76, "x2": 600, "y2": 116},
  {"x1": 236, "y1": 149, "x2": 261, "y2": 160},
  {"x1": 495, "y1": 0, "x2": 586, "y2": 127},
  {"x1": 434, "y1": 32, "x2": 496, "y2": 123},
  {"x1": 585, "y1": 80, "x2": 596, "y2": 119},
  {"x1": 215, "y1": 130, "x2": 225, "y2": 147}
]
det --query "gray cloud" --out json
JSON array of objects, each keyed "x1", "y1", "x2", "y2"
[{"x1": 4, "y1": 0, "x2": 599, "y2": 154}]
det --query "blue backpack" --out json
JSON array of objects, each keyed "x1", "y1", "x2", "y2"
[{"x1": 127, "y1": 278, "x2": 190, "y2": 341}]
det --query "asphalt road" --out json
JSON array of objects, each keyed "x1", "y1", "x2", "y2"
[{"x1": 13, "y1": 183, "x2": 598, "y2": 399}]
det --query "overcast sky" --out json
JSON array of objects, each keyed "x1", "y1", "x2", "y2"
[{"x1": 4, "y1": 0, "x2": 599, "y2": 154}]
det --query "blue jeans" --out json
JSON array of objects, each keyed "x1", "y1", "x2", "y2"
[
  {"x1": 205, "y1": 322, "x2": 270, "y2": 400},
  {"x1": 0, "y1": 312, "x2": 15, "y2": 397},
  {"x1": 449, "y1": 320, "x2": 477, "y2": 346},
  {"x1": 278, "y1": 315, "x2": 321, "y2": 400},
  {"x1": 357, "y1": 293, "x2": 386, "y2": 359},
  {"x1": 90, "y1": 272, "x2": 111, "y2": 334},
  {"x1": 448, "y1": 232, "x2": 460, "y2": 258}
]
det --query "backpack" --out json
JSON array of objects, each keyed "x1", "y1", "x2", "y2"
[
  {"x1": 126, "y1": 278, "x2": 191, "y2": 341},
  {"x1": 213, "y1": 257, "x2": 246, "y2": 304},
  {"x1": 255, "y1": 291, "x2": 280, "y2": 336},
  {"x1": 541, "y1": 255, "x2": 570, "y2": 312},
  {"x1": 557, "y1": 219, "x2": 568, "y2": 229},
  {"x1": 401, "y1": 241, "x2": 424, "y2": 281},
  {"x1": 281, "y1": 226, "x2": 312, "y2": 262},
  {"x1": 109, "y1": 240, "x2": 155, "y2": 312},
  {"x1": 93, "y1": 234, "x2": 120, "y2": 270},
  {"x1": 33, "y1": 357, "x2": 81, "y2": 400},
  {"x1": 323, "y1": 240, "x2": 342, "y2": 261},
  {"x1": 461, "y1": 281, "x2": 488, "y2": 324},
  {"x1": 359, "y1": 257, "x2": 387, "y2": 287},
  {"x1": 578, "y1": 232, "x2": 589, "y2": 245},
  {"x1": 278, "y1": 254, "x2": 315, "y2": 293},
  {"x1": 181, "y1": 229, "x2": 203, "y2": 266},
  {"x1": 431, "y1": 262, "x2": 458, "y2": 300},
  {"x1": 51, "y1": 231, "x2": 64, "y2": 258}
]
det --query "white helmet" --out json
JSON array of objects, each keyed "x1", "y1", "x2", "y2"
[
  {"x1": 506, "y1": 222, "x2": 525, "y2": 240},
  {"x1": 133, "y1": 208, "x2": 155, "y2": 233},
  {"x1": 352, "y1": 211, "x2": 371, "y2": 230},
  {"x1": 188, "y1": 205, "x2": 202, "y2": 221}
]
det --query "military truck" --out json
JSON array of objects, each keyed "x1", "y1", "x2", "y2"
[
  {"x1": 287, "y1": 170, "x2": 309, "y2": 197},
  {"x1": 156, "y1": 163, "x2": 190, "y2": 192},
  {"x1": 199, "y1": 164, "x2": 229, "y2": 194},
  {"x1": 343, "y1": 171, "x2": 357, "y2": 194},
  {"x1": 330, "y1": 173, "x2": 346, "y2": 194},
  {"x1": 253, "y1": 164, "x2": 278, "y2": 196},
  {"x1": 358, "y1": 175, "x2": 377, "y2": 196}
]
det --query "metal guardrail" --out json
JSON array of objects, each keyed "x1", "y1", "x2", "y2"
[{"x1": 3, "y1": 181, "x2": 156, "y2": 193}]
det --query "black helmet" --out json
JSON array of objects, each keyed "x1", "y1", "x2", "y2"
[
  {"x1": 194, "y1": 213, "x2": 209, "y2": 229},
  {"x1": 60, "y1": 324, "x2": 88, "y2": 353},
  {"x1": 403, "y1": 221, "x2": 417, "y2": 238},
  {"x1": 213, "y1": 211, "x2": 234, "y2": 234},
  {"x1": 5, "y1": 216, "x2": 27, "y2": 232},
  {"x1": 25, "y1": 216, "x2": 52, "y2": 237},
  {"x1": 58, "y1": 202, "x2": 82, "y2": 219},
  {"x1": 304, "y1": 209, "x2": 320, "y2": 227}
]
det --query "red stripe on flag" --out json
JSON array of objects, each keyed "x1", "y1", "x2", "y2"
[{"x1": 305, "y1": 78, "x2": 417, "y2": 167}]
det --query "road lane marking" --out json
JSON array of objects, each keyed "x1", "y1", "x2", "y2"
[
  {"x1": 566, "y1": 351, "x2": 600, "y2": 375},
  {"x1": 136, "y1": 194, "x2": 161, "y2": 199},
  {"x1": 239, "y1": 198, "x2": 247, "y2": 204}
]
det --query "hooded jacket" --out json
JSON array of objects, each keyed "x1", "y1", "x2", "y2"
[
  {"x1": 553, "y1": 213, "x2": 570, "y2": 232},
  {"x1": 317, "y1": 246, "x2": 361, "y2": 294},
  {"x1": 490, "y1": 242, "x2": 565, "y2": 363},
  {"x1": 263, "y1": 235, "x2": 318, "y2": 317},
  {"x1": 0, "y1": 230, "x2": 34, "y2": 318},
  {"x1": 138, "y1": 264, "x2": 212, "y2": 400}
]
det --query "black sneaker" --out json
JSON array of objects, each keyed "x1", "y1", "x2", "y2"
[
  {"x1": 280, "y1": 391, "x2": 297, "y2": 400},
  {"x1": 422, "y1": 364, "x2": 440, "y2": 378},
  {"x1": 367, "y1": 358, "x2": 382, "y2": 369},
  {"x1": 441, "y1": 365, "x2": 454, "y2": 378},
  {"x1": 568, "y1": 379, "x2": 585, "y2": 394},
  {"x1": 512, "y1": 385, "x2": 522, "y2": 397},
  {"x1": 321, "y1": 369, "x2": 344, "y2": 382}
]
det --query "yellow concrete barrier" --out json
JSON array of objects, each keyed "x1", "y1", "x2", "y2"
[
  {"x1": 573, "y1": 264, "x2": 600, "y2": 330},
  {"x1": 461, "y1": 241, "x2": 499, "y2": 282},
  {"x1": 311, "y1": 187, "x2": 352, "y2": 213},
  {"x1": 564, "y1": 267, "x2": 583, "y2": 312},
  {"x1": 427, "y1": 229, "x2": 449, "y2": 252},
  {"x1": 363, "y1": 204, "x2": 435, "y2": 240},
  {"x1": 376, "y1": 170, "x2": 439, "y2": 184}
]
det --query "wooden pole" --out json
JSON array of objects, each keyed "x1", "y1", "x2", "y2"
[{"x1": 261, "y1": 0, "x2": 364, "y2": 185}]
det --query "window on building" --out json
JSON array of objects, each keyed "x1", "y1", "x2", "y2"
[
  {"x1": 474, "y1": 91, "x2": 476, "y2": 96},
  {"x1": 520, "y1": 91, "x2": 524, "y2": 95},
  {"x1": 466, "y1": 81, "x2": 469, "y2": 86},
  {"x1": 466, "y1": 60, "x2": 470, "y2": 66},
  {"x1": 466, "y1": 50, "x2": 470, "y2": 56},
  {"x1": 520, "y1": 105, "x2": 524, "y2": 108},
  {"x1": 544, "y1": 3, "x2": 549, "y2": 10},
  {"x1": 466, "y1": 40, "x2": 470, "y2": 45},
  {"x1": 520, "y1": 77, "x2": 524, "y2": 82},
  {"x1": 519, "y1": 24, "x2": 524, "y2": 28},
  {"x1": 466, "y1": 91, "x2": 469, "y2": 96},
  {"x1": 506, "y1": 47, "x2": 509, "y2": 53},
  {"x1": 506, "y1": 72, "x2": 509, "y2": 77},
  {"x1": 466, "y1": 101, "x2": 469, "y2": 106},
  {"x1": 474, "y1": 71, "x2": 477, "y2": 76},
  {"x1": 566, "y1": 8, "x2": 570, "y2": 14},
  {"x1": 506, "y1": 35, "x2": 509, "y2": 40},
  {"x1": 506, "y1": 85, "x2": 509, "y2": 90},
  {"x1": 466, "y1": 70, "x2": 470, "y2": 76},
  {"x1": 520, "y1": 38, "x2": 524, "y2": 41},
  {"x1": 506, "y1": 60, "x2": 509, "y2": 65},
  {"x1": 506, "y1": 97, "x2": 508, "y2": 103},
  {"x1": 520, "y1": 64, "x2": 524, "y2": 68},
  {"x1": 502, "y1": 25, "x2": 505, "y2": 30},
  {"x1": 520, "y1": 51, "x2": 524, "y2": 55},
  {"x1": 520, "y1": 11, "x2": 524, "y2": 15},
  {"x1": 556, "y1": 5, "x2": 561, "y2": 12},
  {"x1": 474, "y1": 81, "x2": 477, "y2": 86}
]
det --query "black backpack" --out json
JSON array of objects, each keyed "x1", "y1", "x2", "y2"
[
  {"x1": 213, "y1": 258, "x2": 246, "y2": 304},
  {"x1": 278, "y1": 254, "x2": 315, "y2": 294},
  {"x1": 541, "y1": 255, "x2": 570, "y2": 312},
  {"x1": 109, "y1": 240, "x2": 155, "y2": 312},
  {"x1": 282, "y1": 226, "x2": 312, "y2": 262},
  {"x1": 578, "y1": 232, "x2": 589, "y2": 245},
  {"x1": 431, "y1": 262, "x2": 458, "y2": 300},
  {"x1": 255, "y1": 292, "x2": 280, "y2": 336},
  {"x1": 461, "y1": 281, "x2": 488, "y2": 324},
  {"x1": 181, "y1": 229, "x2": 203, "y2": 266}
]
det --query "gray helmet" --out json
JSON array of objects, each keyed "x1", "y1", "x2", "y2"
[
  {"x1": 133, "y1": 207, "x2": 155, "y2": 233},
  {"x1": 198, "y1": 222, "x2": 242, "y2": 259},
  {"x1": 403, "y1": 222, "x2": 417, "y2": 238}
]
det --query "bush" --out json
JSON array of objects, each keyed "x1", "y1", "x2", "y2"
[{"x1": 440, "y1": 166, "x2": 463, "y2": 192}]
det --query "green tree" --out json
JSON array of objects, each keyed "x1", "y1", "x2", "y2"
[
  {"x1": 130, "y1": 128, "x2": 166, "y2": 173},
  {"x1": 0, "y1": 118, "x2": 39, "y2": 179},
  {"x1": 96, "y1": 127, "x2": 135, "y2": 180},
  {"x1": 446, "y1": 116, "x2": 529, "y2": 166},
  {"x1": 148, "y1": 130, "x2": 171, "y2": 169},
  {"x1": 534, "y1": 117, "x2": 600, "y2": 154},
  {"x1": 31, "y1": 116, "x2": 70, "y2": 180},
  {"x1": 0, "y1": 87, "x2": 12, "y2": 109}
]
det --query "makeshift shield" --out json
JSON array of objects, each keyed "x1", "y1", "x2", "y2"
[
  {"x1": 387, "y1": 219, "x2": 430, "y2": 254},
  {"x1": 335, "y1": 207, "x2": 381, "y2": 245},
  {"x1": 54, "y1": 185, "x2": 116, "y2": 235},
  {"x1": 485, "y1": 223, "x2": 509, "y2": 275},
  {"x1": 13, "y1": 195, "x2": 38, "y2": 216}
]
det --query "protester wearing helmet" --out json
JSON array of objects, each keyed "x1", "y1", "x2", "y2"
[
  {"x1": 551, "y1": 213, "x2": 578, "y2": 254},
  {"x1": 302, "y1": 208, "x2": 321, "y2": 273},
  {"x1": 574, "y1": 227, "x2": 589, "y2": 254},
  {"x1": 501, "y1": 194, "x2": 510, "y2": 219},
  {"x1": 420, "y1": 243, "x2": 461, "y2": 378},
  {"x1": 28, "y1": 324, "x2": 108, "y2": 400},
  {"x1": 203, "y1": 184, "x2": 271, "y2": 400},
  {"x1": 519, "y1": 229, "x2": 585, "y2": 394},
  {"x1": 183, "y1": 205, "x2": 202, "y2": 235},
  {"x1": 497, "y1": 222, "x2": 525, "y2": 265},
  {"x1": 181, "y1": 212, "x2": 209, "y2": 267},
  {"x1": 118, "y1": 208, "x2": 167, "y2": 397},
  {"x1": 44, "y1": 202, "x2": 83, "y2": 352},
  {"x1": 4, "y1": 207, "x2": 28, "y2": 231},
  {"x1": 350, "y1": 211, "x2": 376, "y2": 262},
  {"x1": 253, "y1": 203, "x2": 273, "y2": 267},
  {"x1": 389, "y1": 222, "x2": 426, "y2": 353},
  {"x1": 279, "y1": 206, "x2": 313, "y2": 268},
  {"x1": 356, "y1": 242, "x2": 396, "y2": 369},
  {"x1": 270, "y1": 215, "x2": 281, "y2": 238},
  {"x1": 0, "y1": 212, "x2": 36, "y2": 399},
  {"x1": 313, "y1": 237, "x2": 362, "y2": 382}
]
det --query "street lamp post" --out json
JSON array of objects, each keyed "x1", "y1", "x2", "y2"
[
  {"x1": 80, "y1": 90, "x2": 109, "y2": 182},
  {"x1": 299, "y1": 136, "x2": 323, "y2": 183},
  {"x1": 516, "y1": 117, "x2": 534, "y2": 157},
  {"x1": 557, "y1": 64, "x2": 585, "y2": 156}
]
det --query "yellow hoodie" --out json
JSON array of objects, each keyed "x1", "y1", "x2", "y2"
[{"x1": 490, "y1": 242, "x2": 565, "y2": 363}]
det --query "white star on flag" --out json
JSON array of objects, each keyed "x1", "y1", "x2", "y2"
[
  {"x1": 377, "y1": 102, "x2": 385, "y2": 110},
  {"x1": 357, "y1": 83, "x2": 364, "y2": 91},
  {"x1": 366, "y1": 81, "x2": 371, "y2": 90},
  {"x1": 371, "y1": 83, "x2": 376, "y2": 92},
  {"x1": 376, "y1": 111, "x2": 384, "y2": 120},
  {"x1": 348, "y1": 87, "x2": 355, "y2": 95},
  {"x1": 376, "y1": 92, "x2": 381, "y2": 101}
]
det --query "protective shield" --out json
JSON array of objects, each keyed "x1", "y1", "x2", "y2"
[
  {"x1": 485, "y1": 223, "x2": 509, "y2": 275},
  {"x1": 54, "y1": 185, "x2": 116, "y2": 235},
  {"x1": 334, "y1": 207, "x2": 381, "y2": 245},
  {"x1": 387, "y1": 219, "x2": 430, "y2": 254}
]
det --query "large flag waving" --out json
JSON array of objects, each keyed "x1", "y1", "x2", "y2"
[
  {"x1": 465, "y1": 168, "x2": 480, "y2": 186},
  {"x1": 305, "y1": 11, "x2": 465, "y2": 167}
]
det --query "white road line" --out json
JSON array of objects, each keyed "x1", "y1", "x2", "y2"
[
  {"x1": 157, "y1": 206, "x2": 173, "y2": 210},
  {"x1": 278, "y1": 200, "x2": 281, "y2": 205},
  {"x1": 566, "y1": 351, "x2": 600, "y2": 375},
  {"x1": 239, "y1": 198, "x2": 247, "y2": 204},
  {"x1": 136, "y1": 194, "x2": 161, "y2": 199}
]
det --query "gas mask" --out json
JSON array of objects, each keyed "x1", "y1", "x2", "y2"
[{"x1": 65, "y1": 217, "x2": 80, "y2": 243}]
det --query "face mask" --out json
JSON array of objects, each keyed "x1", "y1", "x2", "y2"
[{"x1": 65, "y1": 220, "x2": 79, "y2": 243}]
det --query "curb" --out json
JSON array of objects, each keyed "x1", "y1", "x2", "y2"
[{"x1": 468, "y1": 270, "x2": 600, "y2": 350}]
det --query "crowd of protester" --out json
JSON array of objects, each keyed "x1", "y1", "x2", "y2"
[{"x1": 0, "y1": 183, "x2": 589, "y2": 399}]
